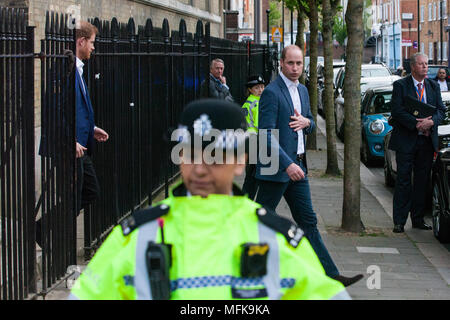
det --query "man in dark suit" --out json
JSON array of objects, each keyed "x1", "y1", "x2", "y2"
[
  {"x1": 200, "y1": 58, "x2": 234, "y2": 102},
  {"x1": 74, "y1": 21, "x2": 109, "y2": 214},
  {"x1": 255, "y1": 45, "x2": 362, "y2": 287},
  {"x1": 389, "y1": 53, "x2": 446, "y2": 233}
]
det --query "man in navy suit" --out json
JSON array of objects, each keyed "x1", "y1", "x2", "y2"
[
  {"x1": 74, "y1": 21, "x2": 109, "y2": 214},
  {"x1": 389, "y1": 53, "x2": 446, "y2": 233},
  {"x1": 255, "y1": 45, "x2": 362, "y2": 287}
]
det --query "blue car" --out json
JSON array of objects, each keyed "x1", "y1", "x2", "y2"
[{"x1": 360, "y1": 86, "x2": 393, "y2": 165}]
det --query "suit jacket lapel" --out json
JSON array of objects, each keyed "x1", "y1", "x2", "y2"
[
  {"x1": 76, "y1": 70, "x2": 94, "y2": 114},
  {"x1": 277, "y1": 76, "x2": 294, "y2": 115},
  {"x1": 297, "y1": 86, "x2": 307, "y2": 116},
  {"x1": 424, "y1": 78, "x2": 434, "y2": 105},
  {"x1": 406, "y1": 75, "x2": 417, "y2": 100}
]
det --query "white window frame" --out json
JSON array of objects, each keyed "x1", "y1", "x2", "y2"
[
  {"x1": 421, "y1": 5, "x2": 424, "y2": 22},
  {"x1": 439, "y1": 1, "x2": 442, "y2": 19},
  {"x1": 429, "y1": 3, "x2": 433, "y2": 21},
  {"x1": 444, "y1": 42, "x2": 448, "y2": 60},
  {"x1": 421, "y1": 42, "x2": 425, "y2": 53},
  {"x1": 429, "y1": 42, "x2": 434, "y2": 60},
  {"x1": 434, "y1": 2, "x2": 437, "y2": 20},
  {"x1": 438, "y1": 42, "x2": 441, "y2": 61},
  {"x1": 444, "y1": 1, "x2": 448, "y2": 19}
]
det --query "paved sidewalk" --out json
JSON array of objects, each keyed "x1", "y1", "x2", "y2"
[
  {"x1": 43, "y1": 119, "x2": 450, "y2": 300},
  {"x1": 236, "y1": 118, "x2": 449, "y2": 299}
]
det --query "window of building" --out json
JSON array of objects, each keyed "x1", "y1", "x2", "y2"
[
  {"x1": 444, "y1": 1, "x2": 448, "y2": 19},
  {"x1": 429, "y1": 3, "x2": 432, "y2": 21},
  {"x1": 205, "y1": 0, "x2": 210, "y2": 12},
  {"x1": 438, "y1": 42, "x2": 441, "y2": 61},
  {"x1": 421, "y1": 5, "x2": 424, "y2": 22},
  {"x1": 439, "y1": 1, "x2": 441, "y2": 19},
  {"x1": 429, "y1": 42, "x2": 434, "y2": 60},
  {"x1": 434, "y1": 2, "x2": 437, "y2": 20},
  {"x1": 421, "y1": 42, "x2": 425, "y2": 53},
  {"x1": 442, "y1": 42, "x2": 448, "y2": 60}
]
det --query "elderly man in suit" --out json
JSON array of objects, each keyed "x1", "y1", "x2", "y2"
[
  {"x1": 389, "y1": 53, "x2": 446, "y2": 233},
  {"x1": 254, "y1": 45, "x2": 362, "y2": 287},
  {"x1": 200, "y1": 58, "x2": 234, "y2": 102},
  {"x1": 74, "y1": 21, "x2": 109, "y2": 214}
]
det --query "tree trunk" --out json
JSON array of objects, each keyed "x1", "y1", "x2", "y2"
[
  {"x1": 322, "y1": 0, "x2": 340, "y2": 176},
  {"x1": 306, "y1": 0, "x2": 318, "y2": 151},
  {"x1": 296, "y1": 9, "x2": 306, "y2": 85},
  {"x1": 342, "y1": 0, "x2": 364, "y2": 232}
]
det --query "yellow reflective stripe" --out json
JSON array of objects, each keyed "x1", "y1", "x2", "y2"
[
  {"x1": 257, "y1": 222, "x2": 282, "y2": 299},
  {"x1": 134, "y1": 220, "x2": 159, "y2": 300}
]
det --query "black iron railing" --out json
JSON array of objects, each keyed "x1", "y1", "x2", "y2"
[
  {"x1": 0, "y1": 8, "x2": 278, "y2": 299},
  {"x1": 0, "y1": 8, "x2": 36, "y2": 300}
]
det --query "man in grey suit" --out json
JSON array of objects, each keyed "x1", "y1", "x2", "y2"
[
  {"x1": 255, "y1": 45, "x2": 362, "y2": 287},
  {"x1": 200, "y1": 58, "x2": 234, "y2": 102}
]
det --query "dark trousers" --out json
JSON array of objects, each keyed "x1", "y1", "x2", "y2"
[
  {"x1": 393, "y1": 136, "x2": 434, "y2": 226},
  {"x1": 242, "y1": 163, "x2": 258, "y2": 200},
  {"x1": 76, "y1": 155, "x2": 100, "y2": 213},
  {"x1": 255, "y1": 160, "x2": 340, "y2": 277},
  {"x1": 36, "y1": 155, "x2": 100, "y2": 246}
]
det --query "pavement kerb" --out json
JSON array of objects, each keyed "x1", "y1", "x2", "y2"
[{"x1": 315, "y1": 114, "x2": 450, "y2": 286}]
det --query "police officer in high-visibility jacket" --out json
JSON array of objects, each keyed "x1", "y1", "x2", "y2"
[
  {"x1": 241, "y1": 75, "x2": 265, "y2": 199},
  {"x1": 69, "y1": 99, "x2": 351, "y2": 300}
]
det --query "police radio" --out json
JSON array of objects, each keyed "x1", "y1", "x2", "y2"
[{"x1": 145, "y1": 219, "x2": 172, "y2": 300}]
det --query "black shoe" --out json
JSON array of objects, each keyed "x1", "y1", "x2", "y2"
[
  {"x1": 331, "y1": 274, "x2": 364, "y2": 287},
  {"x1": 393, "y1": 224, "x2": 404, "y2": 233},
  {"x1": 412, "y1": 222, "x2": 432, "y2": 230}
]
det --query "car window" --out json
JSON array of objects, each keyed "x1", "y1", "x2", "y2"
[
  {"x1": 368, "y1": 93, "x2": 392, "y2": 114},
  {"x1": 361, "y1": 68, "x2": 391, "y2": 78}
]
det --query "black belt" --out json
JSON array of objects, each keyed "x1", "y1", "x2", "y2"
[{"x1": 296, "y1": 153, "x2": 305, "y2": 162}]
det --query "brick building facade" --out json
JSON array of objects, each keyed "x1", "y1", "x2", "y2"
[{"x1": 418, "y1": 0, "x2": 448, "y2": 64}]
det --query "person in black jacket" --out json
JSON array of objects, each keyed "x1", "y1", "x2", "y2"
[
  {"x1": 433, "y1": 68, "x2": 450, "y2": 92},
  {"x1": 389, "y1": 53, "x2": 446, "y2": 233},
  {"x1": 200, "y1": 58, "x2": 234, "y2": 102}
]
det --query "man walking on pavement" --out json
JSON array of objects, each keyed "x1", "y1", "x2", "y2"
[
  {"x1": 74, "y1": 21, "x2": 109, "y2": 214},
  {"x1": 200, "y1": 58, "x2": 234, "y2": 102},
  {"x1": 389, "y1": 53, "x2": 446, "y2": 233},
  {"x1": 254, "y1": 45, "x2": 363, "y2": 287}
]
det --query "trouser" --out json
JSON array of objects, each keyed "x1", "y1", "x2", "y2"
[
  {"x1": 76, "y1": 154, "x2": 100, "y2": 214},
  {"x1": 36, "y1": 155, "x2": 100, "y2": 246},
  {"x1": 255, "y1": 159, "x2": 340, "y2": 277},
  {"x1": 242, "y1": 163, "x2": 258, "y2": 200},
  {"x1": 393, "y1": 135, "x2": 434, "y2": 226}
]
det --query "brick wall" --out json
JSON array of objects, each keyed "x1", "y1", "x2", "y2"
[{"x1": 401, "y1": 0, "x2": 419, "y2": 60}]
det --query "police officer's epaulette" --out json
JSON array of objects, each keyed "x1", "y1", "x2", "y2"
[
  {"x1": 256, "y1": 206, "x2": 304, "y2": 248},
  {"x1": 121, "y1": 204, "x2": 170, "y2": 236}
]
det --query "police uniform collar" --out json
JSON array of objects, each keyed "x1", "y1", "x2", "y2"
[{"x1": 171, "y1": 182, "x2": 245, "y2": 197}]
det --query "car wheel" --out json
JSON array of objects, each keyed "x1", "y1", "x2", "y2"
[
  {"x1": 384, "y1": 156, "x2": 395, "y2": 187},
  {"x1": 361, "y1": 138, "x2": 373, "y2": 166},
  {"x1": 432, "y1": 182, "x2": 450, "y2": 243}
]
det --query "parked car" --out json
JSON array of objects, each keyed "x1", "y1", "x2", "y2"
[
  {"x1": 360, "y1": 86, "x2": 393, "y2": 165},
  {"x1": 317, "y1": 60, "x2": 346, "y2": 117},
  {"x1": 426, "y1": 65, "x2": 450, "y2": 80},
  {"x1": 431, "y1": 132, "x2": 450, "y2": 243},
  {"x1": 334, "y1": 65, "x2": 400, "y2": 140}
]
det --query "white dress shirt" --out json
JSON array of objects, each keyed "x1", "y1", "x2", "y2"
[
  {"x1": 76, "y1": 57, "x2": 86, "y2": 94},
  {"x1": 280, "y1": 72, "x2": 304, "y2": 154},
  {"x1": 438, "y1": 79, "x2": 449, "y2": 92},
  {"x1": 412, "y1": 76, "x2": 427, "y2": 103}
]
